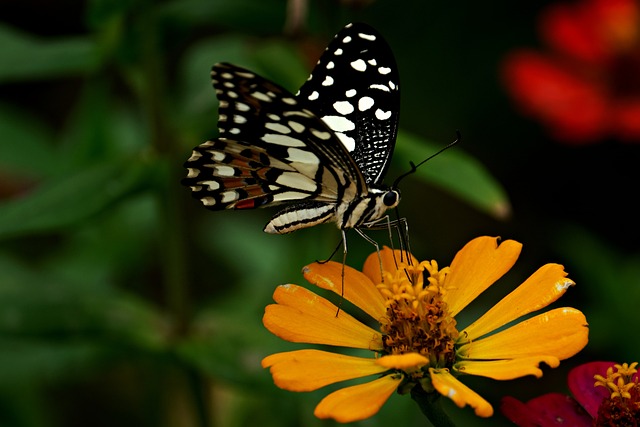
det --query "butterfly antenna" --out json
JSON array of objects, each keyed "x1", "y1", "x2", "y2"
[{"x1": 392, "y1": 130, "x2": 462, "y2": 189}]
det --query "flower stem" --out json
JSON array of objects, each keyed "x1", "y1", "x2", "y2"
[{"x1": 411, "y1": 386, "x2": 456, "y2": 427}]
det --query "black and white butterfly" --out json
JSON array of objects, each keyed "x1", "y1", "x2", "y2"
[{"x1": 183, "y1": 23, "x2": 402, "y2": 242}]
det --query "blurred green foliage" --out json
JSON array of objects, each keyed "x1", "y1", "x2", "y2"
[{"x1": 1, "y1": 0, "x2": 638, "y2": 426}]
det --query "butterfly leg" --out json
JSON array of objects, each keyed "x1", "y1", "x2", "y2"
[
  {"x1": 317, "y1": 237, "x2": 343, "y2": 264},
  {"x1": 354, "y1": 227, "x2": 385, "y2": 284}
]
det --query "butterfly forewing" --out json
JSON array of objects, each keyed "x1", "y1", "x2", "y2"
[
  {"x1": 183, "y1": 62, "x2": 365, "y2": 211},
  {"x1": 297, "y1": 22, "x2": 400, "y2": 185}
]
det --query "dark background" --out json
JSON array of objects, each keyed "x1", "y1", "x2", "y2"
[{"x1": 1, "y1": 0, "x2": 638, "y2": 426}]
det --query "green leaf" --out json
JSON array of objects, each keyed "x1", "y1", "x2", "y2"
[
  {"x1": 0, "y1": 104, "x2": 56, "y2": 177},
  {"x1": 0, "y1": 24, "x2": 99, "y2": 82},
  {"x1": 0, "y1": 254, "x2": 168, "y2": 352},
  {"x1": 0, "y1": 157, "x2": 157, "y2": 240},
  {"x1": 394, "y1": 130, "x2": 511, "y2": 219},
  {"x1": 159, "y1": 0, "x2": 285, "y2": 33}
]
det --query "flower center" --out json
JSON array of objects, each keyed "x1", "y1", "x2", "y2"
[
  {"x1": 594, "y1": 362, "x2": 640, "y2": 426},
  {"x1": 377, "y1": 260, "x2": 459, "y2": 376}
]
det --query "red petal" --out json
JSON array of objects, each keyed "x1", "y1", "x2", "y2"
[
  {"x1": 567, "y1": 361, "x2": 614, "y2": 418},
  {"x1": 502, "y1": 51, "x2": 609, "y2": 142},
  {"x1": 501, "y1": 393, "x2": 592, "y2": 426},
  {"x1": 541, "y1": 1, "x2": 610, "y2": 63}
]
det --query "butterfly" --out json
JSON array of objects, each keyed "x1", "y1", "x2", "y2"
[{"x1": 182, "y1": 22, "x2": 402, "y2": 243}]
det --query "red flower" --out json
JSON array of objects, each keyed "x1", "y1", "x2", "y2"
[
  {"x1": 501, "y1": 361, "x2": 640, "y2": 426},
  {"x1": 502, "y1": 0, "x2": 640, "y2": 144}
]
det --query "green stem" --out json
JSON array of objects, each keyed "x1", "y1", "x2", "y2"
[{"x1": 411, "y1": 386, "x2": 456, "y2": 427}]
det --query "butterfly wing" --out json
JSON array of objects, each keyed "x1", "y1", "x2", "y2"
[
  {"x1": 297, "y1": 22, "x2": 400, "y2": 185},
  {"x1": 182, "y1": 63, "x2": 366, "y2": 212}
]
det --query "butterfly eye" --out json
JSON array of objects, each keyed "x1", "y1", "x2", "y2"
[{"x1": 383, "y1": 190, "x2": 399, "y2": 207}]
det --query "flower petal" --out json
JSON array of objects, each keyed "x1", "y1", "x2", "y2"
[
  {"x1": 363, "y1": 246, "x2": 419, "y2": 285},
  {"x1": 261, "y1": 349, "x2": 388, "y2": 391},
  {"x1": 314, "y1": 374, "x2": 402, "y2": 423},
  {"x1": 462, "y1": 263, "x2": 575, "y2": 340},
  {"x1": 375, "y1": 353, "x2": 429, "y2": 370},
  {"x1": 501, "y1": 50, "x2": 608, "y2": 142},
  {"x1": 459, "y1": 307, "x2": 588, "y2": 361},
  {"x1": 501, "y1": 394, "x2": 592, "y2": 427},
  {"x1": 429, "y1": 368, "x2": 493, "y2": 417},
  {"x1": 303, "y1": 261, "x2": 386, "y2": 320},
  {"x1": 456, "y1": 356, "x2": 561, "y2": 380},
  {"x1": 567, "y1": 361, "x2": 614, "y2": 418},
  {"x1": 263, "y1": 284, "x2": 383, "y2": 350},
  {"x1": 444, "y1": 236, "x2": 522, "y2": 317}
]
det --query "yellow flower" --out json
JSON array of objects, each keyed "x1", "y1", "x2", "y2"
[{"x1": 262, "y1": 236, "x2": 589, "y2": 423}]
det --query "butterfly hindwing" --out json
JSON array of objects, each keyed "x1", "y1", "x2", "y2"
[
  {"x1": 183, "y1": 63, "x2": 366, "y2": 212},
  {"x1": 297, "y1": 22, "x2": 400, "y2": 185}
]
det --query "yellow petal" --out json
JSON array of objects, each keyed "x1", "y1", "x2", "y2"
[
  {"x1": 263, "y1": 284, "x2": 383, "y2": 350},
  {"x1": 375, "y1": 352, "x2": 429, "y2": 370},
  {"x1": 429, "y1": 368, "x2": 493, "y2": 417},
  {"x1": 314, "y1": 374, "x2": 402, "y2": 423},
  {"x1": 303, "y1": 261, "x2": 386, "y2": 320},
  {"x1": 362, "y1": 246, "x2": 419, "y2": 285},
  {"x1": 262, "y1": 350, "x2": 388, "y2": 391},
  {"x1": 444, "y1": 236, "x2": 522, "y2": 317},
  {"x1": 455, "y1": 356, "x2": 561, "y2": 380},
  {"x1": 459, "y1": 307, "x2": 588, "y2": 361},
  {"x1": 462, "y1": 263, "x2": 575, "y2": 340}
]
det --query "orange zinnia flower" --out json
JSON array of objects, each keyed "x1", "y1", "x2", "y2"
[{"x1": 262, "y1": 236, "x2": 589, "y2": 423}]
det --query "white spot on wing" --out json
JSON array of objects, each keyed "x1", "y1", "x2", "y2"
[
  {"x1": 187, "y1": 168, "x2": 200, "y2": 178},
  {"x1": 342, "y1": 36, "x2": 352, "y2": 43},
  {"x1": 201, "y1": 197, "x2": 215, "y2": 206},
  {"x1": 233, "y1": 115, "x2": 247, "y2": 124},
  {"x1": 321, "y1": 115, "x2": 355, "y2": 132},
  {"x1": 369, "y1": 84, "x2": 390, "y2": 92},
  {"x1": 275, "y1": 171, "x2": 317, "y2": 192},
  {"x1": 188, "y1": 151, "x2": 202, "y2": 161},
  {"x1": 285, "y1": 148, "x2": 320, "y2": 166},
  {"x1": 350, "y1": 59, "x2": 367, "y2": 72},
  {"x1": 235, "y1": 102, "x2": 250, "y2": 111},
  {"x1": 212, "y1": 165, "x2": 235, "y2": 176},
  {"x1": 358, "y1": 32, "x2": 376, "y2": 41},
  {"x1": 198, "y1": 180, "x2": 220, "y2": 191},
  {"x1": 336, "y1": 132, "x2": 356, "y2": 152},
  {"x1": 252, "y1": 92, "x2": 271, "y2": 102},
  {"x1": 262, "y1": 133, "x2": 306, "y2": 147},
  {"x1": 368, "y1": 59, "x2": 377, "y2": 66},
  {"x1": 333, "y1": 101, "x2": 354, "y2": 115},
  {"x1": 378, "y1": 67, "x2": 391, "y2": 75},
  {"x1": 265, "y1": 122, "x2": 291, "y2": 134},
  {"x1": 205, "y1": 150, "x2": 226, "y2": 161},
  {"x1": 358, "y1": 96, "x2": 374, "y2": 111},
  {"x1": 375, "y1": 109, "x2": 392, "y2": 120},
  {"x1": 326, "y1": 61, "x2": 335, "y2": 69},
  {"x1": 334, "y1": 48, "x2": 343, "y2": 55},
  {"x1": 288, "y1": 121, "x2": 305, "y2": 133},
  {"x1": 322, "y1": 76, "x2": 334, "y2": 86},
  {"x1": 345, "y1": 89, "x2": 357, "y2": 97},
  {"x1": 221, "y1": 191, "x2": 239, "y2": 203},
  {"x1": 308, "y1": 91, "x2": 319, "y2": 101},
  {"x1": 311, "y1": 129, "x2": 331, "y2": 140}
]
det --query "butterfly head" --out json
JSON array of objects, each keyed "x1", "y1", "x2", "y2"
[{"x1": 383, "y1": 188, "x2": 400, "y2": 209}]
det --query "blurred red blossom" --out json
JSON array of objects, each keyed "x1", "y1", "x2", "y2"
[
  {"x1": 501, "y1": 361, "x2": 640, "y2": 426},
  {"x1": 502, "y1": 0, "x2": 640, "y2": 144}
]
